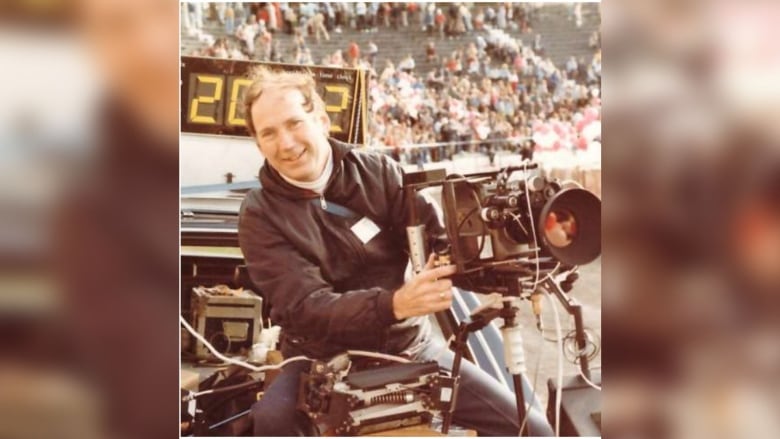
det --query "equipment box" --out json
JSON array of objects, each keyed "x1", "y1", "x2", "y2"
[{"x1": 191, "y1": 286, "x2": 263, "y2": 358}]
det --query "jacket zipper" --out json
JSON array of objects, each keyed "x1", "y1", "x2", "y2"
[{"x1": 320, "y1": 196, "x2": 327, "y2": 210}]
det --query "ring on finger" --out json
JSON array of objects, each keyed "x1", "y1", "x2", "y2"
[{"x1": 439, "y1": 291, "x2": 446, "y2": 300}]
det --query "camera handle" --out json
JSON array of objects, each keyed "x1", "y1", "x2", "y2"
[{"x1": 442, "y1": 301, "x2": 530, "y2": 436}]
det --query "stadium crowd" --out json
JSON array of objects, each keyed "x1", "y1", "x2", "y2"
[{"x1": 182, "y1": 2, "x2": 601, "y2": 166}]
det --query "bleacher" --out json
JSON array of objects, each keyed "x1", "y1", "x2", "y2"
[{"x1": 181, "y1": 3, "x2": 600, "y2": 73}]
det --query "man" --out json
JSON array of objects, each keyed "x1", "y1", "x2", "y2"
[{"x1": 238, "y1": 67, "x2": 553, "y2": 436}]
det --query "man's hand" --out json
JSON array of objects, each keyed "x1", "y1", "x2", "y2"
[{"x1": 393, "y1": 254, "x2": 457, "y2": 320}]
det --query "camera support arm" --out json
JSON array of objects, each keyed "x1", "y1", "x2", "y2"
[{"x1": 540, "y1": 277, "x2": 592, "y2": 380}]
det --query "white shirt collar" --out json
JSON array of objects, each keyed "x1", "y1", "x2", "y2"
[{"x1": 279, "y1": 145, "x2": 333, "y2": 195}]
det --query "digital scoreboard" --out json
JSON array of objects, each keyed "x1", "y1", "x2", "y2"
[{"x1": 181, "y1": 56, "x2": 367, "y2": 144}]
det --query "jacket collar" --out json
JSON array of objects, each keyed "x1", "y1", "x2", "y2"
[{"x1": 258, "y1": 137, "x2": 354, "y2": 199}]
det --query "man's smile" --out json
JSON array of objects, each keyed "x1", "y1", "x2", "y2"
[{"x1": 281, "y1": 148, "x2": 306, "y2": 162}]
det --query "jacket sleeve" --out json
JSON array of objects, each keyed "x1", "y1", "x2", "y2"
[{"x1": 238, "y1": 195, "x2": 400, "y2": 344}]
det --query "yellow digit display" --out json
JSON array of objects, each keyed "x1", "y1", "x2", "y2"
[
  {"x1": 189, "y1": 75, "x2": 224, "y2": 124},
  {"x1": 324, "y1": 85, "x2": 350, "y2": 133},
  {"x1": 227, "y1": 78, "x2": 252, "y2": 126}
]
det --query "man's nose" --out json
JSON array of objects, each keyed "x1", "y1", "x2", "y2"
[{"x1": 277, "y1": 129, "x2": 296, "y2": 151}]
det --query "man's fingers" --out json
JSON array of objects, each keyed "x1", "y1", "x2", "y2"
[
  {"x1": 416, "y1": 264, "x2": 457, "y2": 283},
  {"x1": 415, "y1": 279, "x2": 453, "y2": 297},
  {"x1": 424, "y1": 253, "x2": 436, "y2": 270}
]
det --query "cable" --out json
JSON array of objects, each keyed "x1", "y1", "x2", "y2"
[
  {"x1": 543, "y1": 293, "x2": 564, "y2": 437},
  {"x1": 521, "y1": 309, "x2": 547, "y2": 436},
  {"x1": 577, "y1": 367, "x2": 602, "y2": 391},
  {"x1": 346, "y1": 350, "x2": 411, "y2": 364},
  {"x1": 180, "y1": 315, "x2": 310, "y2": 373},
  {"x1": 522, "y1": 161, "x2": 542, "y2": 289}
]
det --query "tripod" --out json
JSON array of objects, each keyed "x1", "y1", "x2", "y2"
[
  {"x1": 440, "y1": 270, "x2": 595, "y2": 436},
  {"x1": 441, "y1": 299, "x2": 531, "y2": 436}
]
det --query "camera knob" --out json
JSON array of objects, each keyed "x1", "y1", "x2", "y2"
[
  {"x1": 527, "y1": 176, "x2": 545, "y2": 192},
  {"x1": 481, "y1": 207, "x2": 502, "y2": 222}
]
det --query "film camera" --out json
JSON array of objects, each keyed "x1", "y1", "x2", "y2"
[
  {"x1": 404, "y1": 164, "x2": 602, "y2": 435},
  {"x1": 404, "y1": 164, "x2": 601, "y2": 295}
]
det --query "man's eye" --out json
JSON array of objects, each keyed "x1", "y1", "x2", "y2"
[{"x1": 290, "y1": 120, "x2": 303, "y2": 127}]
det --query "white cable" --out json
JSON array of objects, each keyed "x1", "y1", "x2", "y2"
[
  {"x1": 522, "y1": 161, "x2": 541, "y2": 288},
  {"x1": 577, "y1": 366, "x2": 602, "y2": 391},
  {"x1": 534, "y1": 262, "x2": 561, "y2": 290},
  {"x1": 180, "y1": 315, "x2": 310, "y2": 372},
  {"x1": 543, "y1": 293, "x2": 564, "y2": 437},
  {"x1": 346, "y1": 350, "x2": 411, "y2": 363},
  {"x1": 521, "y1": 308, "x2": 547, "y2": 436}
]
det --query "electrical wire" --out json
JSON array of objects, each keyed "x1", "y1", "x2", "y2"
[
  {"x1": 519, "y1": 310, "x2": 546, "y2": 437},
  {"x1": 346, "y1": 350, "x2": 411, "y2": 364},
  {"x1": 522, "y1": 161, "x2": 541, "y2": 289},
  {"x1": 577, "y1": 367, "x2": 602, "y2": 391},
  {"x1": 179, "y1": 315, "x2": 310, "y2": 373},
  {"x1": 543, "y1": 293, "x2": 564, "y2": 437}
]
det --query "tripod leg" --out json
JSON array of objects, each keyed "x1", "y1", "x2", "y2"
[{"x1": 512, "y1": 374, "x2": 530, "y2": 436}]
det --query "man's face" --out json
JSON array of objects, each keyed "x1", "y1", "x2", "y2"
[{"x1": 250, "y1": 87, "x2": 331, "y2": 182}]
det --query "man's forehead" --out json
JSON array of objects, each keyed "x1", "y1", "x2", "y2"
[{"x1": 252, "y1": 87, "x2": 307, "y2": 124}]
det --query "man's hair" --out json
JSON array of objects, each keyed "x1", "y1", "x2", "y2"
[{"x1": 243, "y1": 66, "x2": 326, "y2": 137}]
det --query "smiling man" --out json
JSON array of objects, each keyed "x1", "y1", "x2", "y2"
[{"x1": 238, "y1": 67, "x2": 553, "y2": 436}]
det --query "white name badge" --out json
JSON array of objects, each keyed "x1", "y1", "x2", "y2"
[{"x1": 351, "y1": 216, "x2": 381, "y2": 244}]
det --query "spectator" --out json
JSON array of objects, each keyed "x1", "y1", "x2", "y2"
[
  {"x1": 322, "y1": 2, "x2": 335, "y2": 31},
  {"x1": 574, "y1": 3, "x2": 583, "y2": 28},
  {"x1": 224, "y1": 3, "x2": 235, "y2": 35},
  {"x1": 311, "y1": 11, "x2": 330, "y2": 43},
  {"x1": 381, "y1": 3, "x2": 391, "y2": 28},
  {"x1": 367, "y1": 2, "x2": 380, "y2": 31},
  {"x1": 589, "y1": 30, "x2": 601, "y2": 50},
  {"x1": 434, "y1": 8, "x2": 446, "y2": 39},
  {"x1": 270, "y1": 40, "x2": 282, "y2": 62},
  {"x1": 399, "y1": 53, "x2": 416, "y2": 73},
  {"x1": 473, "y1": 7, "x2": 485, "y2": 30},
  {"x1": 565, "y1": 56, "x2": 578, "y2": 79},
  {"x1": 236, "y1": 15, "x2": 259, "y2": 56},
  {"x1": 348, "y1": 40, "x2": 360, "y2": 62},
  {"x1": 424, "y1": 3, "x2": 435, "y2": 33},
  {"x1": 271, "y1": 3, "x2": 281, "y2": 33},
  {"x1": 355, "y1": 2, "x2": 367, "y2": 31},
  {"x1": 459, "y1": 3, "x2": 473, "y2": 32},
  {"x1": 426, "y1": 40, "x2": 438, "y2": 62},
  {"x1": 391, "y1": 3, "x2": 403, "y2": 29},
  {"x1": 533, "y1": 33, "x2": 544, "y2": 56},
  {"x1": 404, "y1": 2, "x2": 416, "y2": 28},
  {"x1": 497, "y1": 4, "x2": 507, "y2": 29},
  {"x1": 484, "y1": 6, "x2": 496, "y2": 26},
  {"x1": 283, "y1": 6, "x2": 297, "y2": 35},
  {"x1": 213, "y1": 3, "x2": 225, "y2": 25},
  {"x1": 258, "y1": 28, "x2": 273, "y2": 61},
  {"x1": 234, "y1": 2, "x2": 246, "y2": 27},
  {"x1": 366, "y1": 40, "x2": 378, "y2": 67}
]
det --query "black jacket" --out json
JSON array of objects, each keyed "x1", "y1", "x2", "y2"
[{"x1": 239, "y1": 139, "x2": 443, "y2": 359}]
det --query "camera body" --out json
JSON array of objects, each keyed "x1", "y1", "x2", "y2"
[{"x1": 404, "y1": 164, "x2": 601, "y2": 295}]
